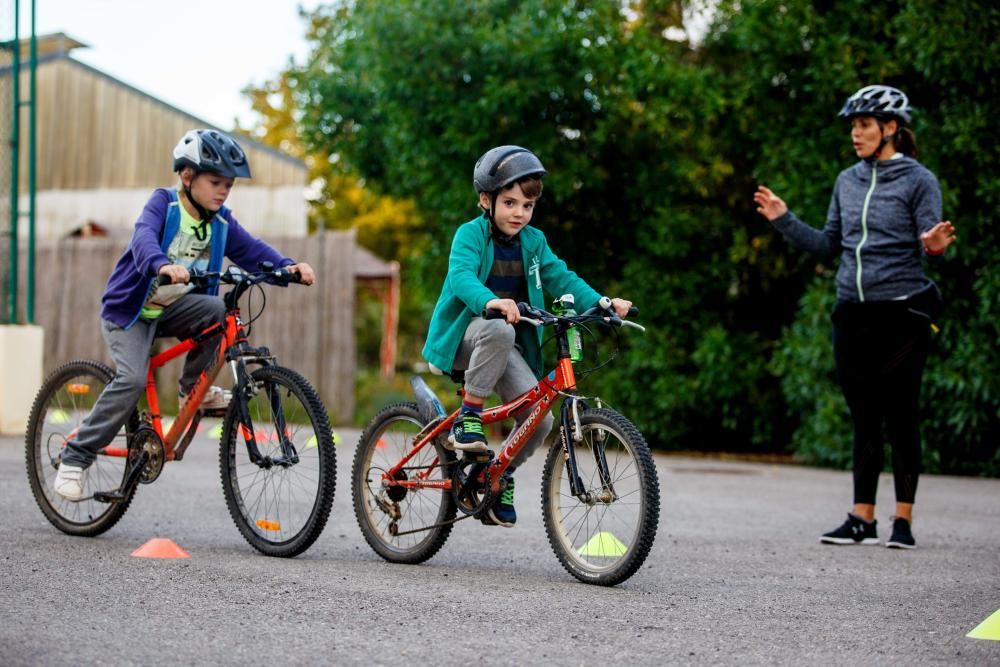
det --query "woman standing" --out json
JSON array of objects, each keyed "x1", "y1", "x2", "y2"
[{"x1": 754, "y1": 85, "x2": 956, "y2": 549}]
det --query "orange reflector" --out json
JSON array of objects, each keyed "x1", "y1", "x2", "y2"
[
  {"x1": 256, "y1": 519, "x2": 280, "y2": 531},
  {"x1": 67, "y1": 383, "x2": 91, "y2": 395}
]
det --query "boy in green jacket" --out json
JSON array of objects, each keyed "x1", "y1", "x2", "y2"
[{"x1": 421, "y1": 146, "x2": 632, "y2": 527}]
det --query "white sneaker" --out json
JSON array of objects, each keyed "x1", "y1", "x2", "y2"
[
  {"x1": 54, "y1": 463, "x2": 87, "y2": 501},
  {"x1": 181, "y1": 386, "x2": 232, "y2": 410}
]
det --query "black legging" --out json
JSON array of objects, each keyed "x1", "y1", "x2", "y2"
[{"x1": 832, "y1": 299, "x2": 933, "y2": 505}]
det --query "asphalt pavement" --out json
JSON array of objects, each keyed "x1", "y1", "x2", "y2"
[{"x1": 1, "y1": 426, "x2": 998, "y2": 666}]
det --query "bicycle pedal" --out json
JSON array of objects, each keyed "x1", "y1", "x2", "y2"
[
  {"x1": 461, "y1": 450, "x2": 494, "y2": 463},
  {"x1": 200, "y1": 407, "x2": 228, "y2": 418},
  {"x1": 92, "y1": 489, "x2": 129, "y2": 504}
]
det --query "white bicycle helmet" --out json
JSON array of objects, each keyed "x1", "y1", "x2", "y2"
[
  {"x1": 172, "y1": 129, "x2": 251, "y2": 179},
  {"x1": 838, "y1": 85, "x2": 912, "y2": 124}
]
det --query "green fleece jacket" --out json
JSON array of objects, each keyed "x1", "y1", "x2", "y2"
[{"x1": 422, "y1": 214, "x2": 603, "y2": 379}]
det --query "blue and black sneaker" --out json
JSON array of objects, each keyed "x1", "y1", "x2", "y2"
[
  {"x1": 487, "y1": 476, "x2": 516, "y2": 528},
  {"x1": 448, "y1": 411, "x2": 489, "y2": 452}
]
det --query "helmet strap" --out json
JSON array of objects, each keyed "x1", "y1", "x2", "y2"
[
  {"x1": 485, "y1": 191, "x2": 516, "y2": 245},
  {"x1": 867, "y1": 120, "x2": 891, "y2": 161},
  {"x1": 181, "y1": 173, "x2": 213, "y2": 239}
]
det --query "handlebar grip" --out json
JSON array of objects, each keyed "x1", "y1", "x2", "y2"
[
  {"x1": 483, "y1": 308, "x2": 506, "y2": 320},
  {"x1": 598, "y1": 296, "x2": 639, "y2": 317},
  {"x1": 157, "y1": 274, "x2": 172, "y2": 286}
]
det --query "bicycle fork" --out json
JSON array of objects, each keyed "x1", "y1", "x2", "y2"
[
  {"x1": 230, "y1": 352, "x2": 299, "y2": 468},
  {"x1": 559, "y1": 397, "x2": 616, "y2": 503}
]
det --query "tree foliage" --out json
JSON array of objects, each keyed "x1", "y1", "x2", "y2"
[{"x1": 259, "y1": 0, "x2": 999, "y2": 473}]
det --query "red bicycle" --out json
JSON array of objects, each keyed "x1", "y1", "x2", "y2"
[
  {"x1": 25, "y1": 265, "x2": 336, "y2": 557},
  {"x1": 352, "y1": 298, "x2": 660, "y2": 585}
]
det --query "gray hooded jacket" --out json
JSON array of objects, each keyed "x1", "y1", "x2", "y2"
[{"x1": 772, "y1": 155, "x2": 942, "y2": 302}]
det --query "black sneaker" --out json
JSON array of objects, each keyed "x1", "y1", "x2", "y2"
[
  {"x1": 819, "y1": 513, "x2": 879, "y2": 545},
  {"x1": 886, "y1": 517, "x2": 916, "y2": 549},
  {"x1": 448, "y1": 411, "x2": 489, "y2": 452},
  {"x1": 486, "y1": 476, "x2": 516, "y2": 528}
]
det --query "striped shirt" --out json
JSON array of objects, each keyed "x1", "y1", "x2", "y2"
[{"x1": 486, "y1": 238, "x2": 526, "y2": 302}]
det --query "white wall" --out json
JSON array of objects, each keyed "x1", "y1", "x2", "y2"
[{"x1": 0, "y1": 325, "x2": 44, "y2": 434}]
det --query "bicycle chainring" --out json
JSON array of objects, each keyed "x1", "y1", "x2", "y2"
[
  {"x1": 450, "y1": 457, "x2": 494, "y2": 517},
  {"x1": 128, "y1": 426, "x2": 165, "y2": 484}
]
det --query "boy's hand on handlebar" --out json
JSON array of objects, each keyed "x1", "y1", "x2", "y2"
[
  {"x1": 610, "y1": 297, "x2": 632, "y2": 319},
  {"x1": 287, "y1": 262, "x2": 316, "y2": 286},
  {"x1": 158, "y1": 263, "x2": 190, "y2": 285},
  {"x1": 485, "y1": 298, "x2": 520, "y2": 324}
]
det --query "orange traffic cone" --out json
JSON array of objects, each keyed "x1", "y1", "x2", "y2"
[{"x1": 131, "y1": 538, "x2": 190, "y2": 559}]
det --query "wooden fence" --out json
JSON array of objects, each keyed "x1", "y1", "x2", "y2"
[{"x1": 11, "y1": 230, "x2": 357, "y2": 423}]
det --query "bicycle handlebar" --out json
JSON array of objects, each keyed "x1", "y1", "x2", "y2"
[
  {"x1": 157, "y1": 264, "x2": 302, "y2": 288},
  {"x1": 483, "y1": 299, "x2": 645, "y2": 332}
]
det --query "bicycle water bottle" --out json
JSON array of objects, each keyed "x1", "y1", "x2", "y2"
[{"x1": 553, "y1": 294, "x2": 583, "y2": 363}]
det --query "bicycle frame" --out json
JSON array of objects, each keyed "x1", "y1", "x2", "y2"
[
  {"x1": 93, "y1": 268, "x2": 294, "y2": 467},
  {"x1": 384, "y1": 330, "x2": 598, "y2": 500},
  {"x1": 93, "y1": 315, "x2": 237, "y2": 462}
]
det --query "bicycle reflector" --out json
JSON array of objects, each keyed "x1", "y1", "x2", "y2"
[
  {"x1": 256, "y1": 519, "x2": 281, "y2": 531},
  {"x1": 67, "y1": 383, "x2": 91, "y2": 394}
]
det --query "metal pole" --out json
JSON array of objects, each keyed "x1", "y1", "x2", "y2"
[
  {"x1": 27, "y1": 0, "x2": 36, "y2": 323},
  {"x1": 8, "y1": 0, "x2": 21, "y2": 324}
]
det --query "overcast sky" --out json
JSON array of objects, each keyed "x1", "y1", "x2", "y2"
[{"x1": 13, "y1": 0, "x2": 321, "y2": 129}]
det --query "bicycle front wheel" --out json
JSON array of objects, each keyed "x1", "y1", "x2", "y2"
[
  {"x1": 352, "y1": 402, "x2": 457, "y2": 564},
  {"x1": 219, "y1": 365, "x2": 336, "y2": 557},
  {"x1": 25, "y1": 360, "x2": 139, "y2": 536},
  {"x1": 542, "y1": 408, "x2": 660, "y2": 586}
]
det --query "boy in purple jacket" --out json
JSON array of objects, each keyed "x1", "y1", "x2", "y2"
[{"x1": 54, "y1": 129, "x2": 315, "y2": 501}]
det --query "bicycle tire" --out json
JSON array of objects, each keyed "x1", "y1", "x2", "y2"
[
  {"x1": 541, "y1": 408, "x2": 660, "y2": 586},
  {"x1": 219, "y1": 365, "x2": 336, "y2": 557},
  {"x1": 25, "y1": 360, "x2": 139, "y2": 536},
  {"x1": 352, "y1": 402, "x2": 457, "y2": 564}
]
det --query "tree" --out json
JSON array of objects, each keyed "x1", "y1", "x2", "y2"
[{"x1": 258, "y1": 0, "x2": 999, "y2": 472}]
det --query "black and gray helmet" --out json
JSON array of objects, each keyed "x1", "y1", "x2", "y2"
[
  {"x1": 172, "y1": 129, "x2": 252, "y2": 179},
  {"x1": 473, "y1": 145, "x2": 546, "y2": 194},
  {"x1": 838, "y1": 85, "x2": 912, "y2": 124}
]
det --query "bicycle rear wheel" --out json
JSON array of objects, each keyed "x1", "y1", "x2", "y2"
[
  {"x1": 219, "y1": 365, "x2": 336, "y2": 557},
  {"x1": 25, "y1": 360, "x2": 139, "y2": 536},
  {"x1": 352, "y1": 402, "x2": 457, "y2": 564},
  {"x1": 542, "y1": 408, "x2": 660, "y2": 586}
]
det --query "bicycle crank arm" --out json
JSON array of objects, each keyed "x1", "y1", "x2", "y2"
[{"x1": 93, "y1": 451, "x2": 149, "y2": 504}]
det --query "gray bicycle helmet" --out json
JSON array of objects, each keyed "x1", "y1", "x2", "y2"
[
  {"x1": 473, "y1": 145, "x2": 546, "y2": 194},
  {"x1": 838, "y1": 85, "x2": 912, "y2": 124},
  {"x1": 172, "y1": 129, "x2": 252, "y2": 179}
]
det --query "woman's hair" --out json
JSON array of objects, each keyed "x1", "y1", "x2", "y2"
[{"x1": 893, "y1": 125, "x2": 918, "y2": 159}]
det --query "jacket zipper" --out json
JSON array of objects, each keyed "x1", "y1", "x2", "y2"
[{"x1": 855, "y1": 161, "x2": 878, "y2": 301}]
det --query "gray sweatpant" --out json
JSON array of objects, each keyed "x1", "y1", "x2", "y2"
[
  {"x1": 60, "y1": 294, "x2": 226, "y2": 468},
  {"x1": 453, "y1": 317, "x2": 554, "y2": 469}
]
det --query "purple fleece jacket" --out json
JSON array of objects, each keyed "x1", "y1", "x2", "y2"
[{"x1": 100, "y1": 188, "x2": 294, "y2": 328}]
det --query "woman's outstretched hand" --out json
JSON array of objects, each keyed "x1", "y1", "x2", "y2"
[
  {"x1": 753, "y1": 185, "x2": 789, "y2": 221},
  {"x1": 921, "y1": 221, "x2": 956, "y2": 255}
]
